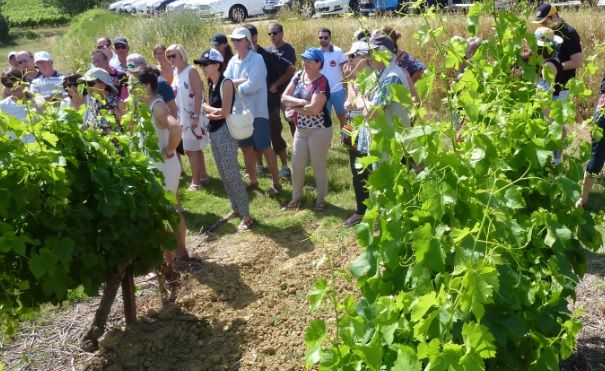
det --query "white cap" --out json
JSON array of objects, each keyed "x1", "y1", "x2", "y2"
[
  {"x1": 78, "y1": 67, "x2": 118, "y2": 94},
  {"x1": 228, "y1": 27, "x2": 253, "y2": 45},
  {"x1": 344, "y1": 41, "x2": 370, "y2": 56},
  {"x1": 34, "y1": 51, "x2": 52, "y2": 62}
]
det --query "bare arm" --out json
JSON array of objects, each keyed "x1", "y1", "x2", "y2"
[
  {"x1": 153, "y1": 102, "x2": 182, "y2": 158},
  {"x1": 166, "y1": 99, "x2": 178, "y2": 118},
  {"x1": 281, "y1": 77, "x2": 307, "y2": 107},
  {"x1": 188, "y1": 67, "x2": 203, "y2": 127},
  {"x1": 562, "y1": 52, "x2": 583, "y2": 71},
  {"x1": 270, "y1": 64, "x2": 295, "y2": 93},
  {"x1": 292, "y1": 91, "x2": 327, "y2": 116}
]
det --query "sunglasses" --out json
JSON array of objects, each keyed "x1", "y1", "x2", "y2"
[
  {"x1": 97, "y1": 44, "x2": 110, "y2": 50},
  {"x1": 268, "y1": 31, "x2": 280, "y2": 36},
  {"x1": 190, "y1": 127, "x2": 205, "y2": 140},
  {"x1": 114, "y1": 44, "x2": 128, "y2": 50},
  {"x1": 86, "y1": 80, "x2": 98, "y2": 87},
  {"x1": 166, "y1": 54, "x2": 178, "y2": 59},
  {"x1": 318, "y1": 36, "x2": 330, "y2": 40}
]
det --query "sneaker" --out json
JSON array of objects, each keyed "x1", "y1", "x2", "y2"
[
  {"x1": 256, "y1": 165, "x2": 269, "y2": 177},
  {"x1": 279, "y1": 166, "x2": 291, "y2": 180}
]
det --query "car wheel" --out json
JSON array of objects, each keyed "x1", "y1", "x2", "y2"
[
  {"x1": 229, "y1": 5, "x2": 247, "y2": 23},
  {"x1": 299, "y1": 0, "x2": 314, "y2": 17},
  {"x1": 349, "y1": 0, "x2": 360, "y2": 13}
]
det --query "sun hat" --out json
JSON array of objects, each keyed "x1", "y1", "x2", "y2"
[
  {"x1": 300, "y1": 47, "x2": 324, "y2": 63},
  {"x1": 78, "y1": 67, "x2": 118, "y2": 94},
  {"x1": 33, "y1": 51, "x2": 52, "y2": 62},
  {"x1": 533, "y1": 3, "x2": 557, "y2": 24},
  {"x1": 211, "y1": 33, "x2": 228, "y2": 46},
  {"x1": 534, "y1": 26, "x2": 563, "y2": 47},
  {"x1": 193, "y1": 48, "x2": 224, "y2": 65},
  {"x1": 344, "y1": 41, "x2": 370, "y2": 56},
  {"x1": 228, "y1": 27, "x2": 253, "y2": 45},
  {"x1": 369, "y1": 33, "x2": 396, "y2": 54}
]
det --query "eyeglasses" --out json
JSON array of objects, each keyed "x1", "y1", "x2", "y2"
[
  {"x1": 86, "y1": 80, "x2": 98, "y2": 87},
  {"x1": 114, "y1": 44, "x2": 128, "y2": 50},
  {"x1": 97, "y1": 44, "x2": 110, "y2": 50},
  {"x1": 166, "y1": 54, "x2": 178, "y2": 59},
  {"x1": 318, "y1": 36, "x2": 330, "y2": 40},
  {"x1": 268, "y1": 31, "x2": 280, "y2": 36}
]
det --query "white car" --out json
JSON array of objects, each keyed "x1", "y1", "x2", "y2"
[
  {"x1": 134, "y1": 0, "x2": 156, "y2": 13},
  {"x1": 186, "y1": 0, "x2": 264, "y2": 22},
  {"x1": 108, "y1": 0, "x2": 130, "y2": 11},
  {"x1": 314, "y1": 0, "x2": 354, "y2": 16},
  {"x1": 121, "y1": 0, "x2": 148, "y2": 12},
  {"x1": 166, "y1": 0, "x2": 191, "y2": 12}
]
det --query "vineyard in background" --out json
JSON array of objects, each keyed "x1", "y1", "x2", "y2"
[{"x1": 1, "y1": 0, "x2": 69, "y2": 27}]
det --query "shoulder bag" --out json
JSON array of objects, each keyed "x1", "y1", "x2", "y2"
[{"x1": 220, "y1": 78, "x2": 254, "y2": 140}]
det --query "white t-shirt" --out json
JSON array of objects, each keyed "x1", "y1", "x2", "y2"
[{"x1": 320, "y1": 45, "x2": 347, "y2": 93}]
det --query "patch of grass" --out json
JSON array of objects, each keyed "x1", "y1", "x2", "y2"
[
  {"x1": 1, "y1": 0, "x2": 70, "y2": 27},
  {"x1": 0, "y1": 27, "x2": 66, "y2": 71}
]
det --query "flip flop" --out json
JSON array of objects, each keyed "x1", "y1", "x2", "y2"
[
  {"x1": 344, "y1": 214, "x2": 363, "y2": 227},
  {"x1": 237, "y1": 218, "x2": 253, "y2": 232}
]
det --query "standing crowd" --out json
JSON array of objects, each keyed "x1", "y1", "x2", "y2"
[{"x1": 3, "y1": 3, "x2": 603, "y2": 270}]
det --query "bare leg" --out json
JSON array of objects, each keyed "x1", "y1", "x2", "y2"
[
  {"x1": 577, "y1": 172, "x2": 595, "y2": 207},
  {"x1": 278, "y1": 148, "x2": 288, "y2": 168},
  {"x1": 262, "y1": 147, "x2": 281, "y2": 187},
  {"x1": 336, "y1": 114, "x2": 346, "y2": 128},
  {"x1": 241, "y1": 146, "x2": 258, "y2": 185},
  {"x1": 256, "y1": 151, "x2": 263, "y2": 168},
  {"x1": 199, "y1": 151, "x2": 208, "y2": 180},
  {"x1": 186, "y1": 150, "x2": 202, "y2": 187}
]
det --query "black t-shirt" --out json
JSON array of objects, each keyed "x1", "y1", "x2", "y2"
[
  {"x1": 268, "y1": 43, "x2": 296, "y2": 65},
  {"x1": 553, "y1": 22, "x2": 582, "y2": 88},
  {"x1": 208, "y1": 75, "x2": 234, "y2": 133},
  {"x1": 256, "y1": 45, "x2": 292, "y2": 108}
]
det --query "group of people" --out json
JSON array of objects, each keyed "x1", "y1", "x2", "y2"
[{"x1": 2, "y1": 2, "x2": 603, "y2": 267}]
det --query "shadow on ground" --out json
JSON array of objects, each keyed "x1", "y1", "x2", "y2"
[
  {"x1": 561, "y1": 337, "x2": 605, "y2": 371},
  {"x1": 84, "y1": 304, "x2": 246, "y2": 371}
]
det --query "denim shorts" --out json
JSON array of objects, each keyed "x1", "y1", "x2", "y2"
[
  {"x1": 238, "y1": 117, "x2": 271, "y2": 151},
  {"x1": 327, "y1": 89, "x2": 346, "y2": 116}
]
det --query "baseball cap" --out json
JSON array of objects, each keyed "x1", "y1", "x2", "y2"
[
  {"x1": 211, "y1": 33, "x2": 228, "y2": 46},
  {"x1": 193, "y1": 48, "x2": 224, "y2": 65},
  {"x1": 369, "y1": 33, "x2": 396, "y2": 54},
  {"x1": 533, "y1": 3, "x2": 557, "y2": 24},
  {"x1": 534, "y1": 26, "x2": 563, "y2": 47},
  {"x1": 78, "y1": 67, "x2": 118, "y2": 93},
  {"x1": 33, "y1": 51, "x2": 52, "y2": 62},
  {"x1": 113, "y1": 36, "x2": 129, "y2": 46},
  {"x1": 228, "y1": 27, "x2": 253, "y2": 45},
  {"x1": 300, "y1": 48, "x2": 324, "y2": 63},
  {"x1": 344, "y1": 41, "x2": 370, "y2": 56}
]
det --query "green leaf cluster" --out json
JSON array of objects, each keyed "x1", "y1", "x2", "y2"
[
  {"x1": 306, "y1": 4, "x2": 601, "y2": 370},
  {"x1": 0, "y1": 102, "x2": 178, "y2": 333}
]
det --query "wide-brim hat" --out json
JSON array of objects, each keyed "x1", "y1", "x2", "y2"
[{"x1": 78, "y1": 67, "x2": 118, "y2": 94}]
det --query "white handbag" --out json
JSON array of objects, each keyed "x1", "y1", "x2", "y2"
[{"x1": 220, "y1": 78, "x2": 254, "y2": 140}]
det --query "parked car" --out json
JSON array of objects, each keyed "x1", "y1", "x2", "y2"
[
  {"x1": 146, "y1": 0, "x2": 178, "y2": 13},
  {"x1": 109, "y1": 0, "x2": 131, "y2": 11},
  {"x1": 314, "y1": 0, "x2": 357, "y2": 16},
  {"x1": 166, "y1": 0, "x2": 191, "y2": 12},
  {"x1": 121, "y1": 0, "x2": 149, "y2": 13},
  {"x1": 186, "y1": 0, "x2": 264, "y2": 22},
  {"x1": 134, "y1": 0, "x2": 156, "y2": 13},
  {"x1": 263, "y1": 0, "x2": 315, "y2": 17}
]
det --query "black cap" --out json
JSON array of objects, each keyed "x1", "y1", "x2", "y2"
[
  {"x1": 533, "y1": 3, "x2": 557, "y2": 24},
  {"x1": 211, "y1": 33, "x2": 227, "y2": 46},
  {"x1": 193, "y1": 48, "x2": 224, "y2": 65},
  {"x1": 114, "y1": 36, "x2": 129, "y2": 46}
]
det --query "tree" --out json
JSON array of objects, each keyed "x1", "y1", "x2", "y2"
[{"x1": 44, "y1": 0, "x2": 108, "y2": 16}]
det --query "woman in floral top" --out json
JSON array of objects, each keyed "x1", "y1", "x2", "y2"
[{"x1": 281, "y1": 48, "x2": 332, "y2": 211}]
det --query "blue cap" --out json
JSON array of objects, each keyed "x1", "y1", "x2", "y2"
[
  {"x1": 211, "y1": 33, "x2": 228, "y2": 46},
  {"x1": 300, "y1": 47, "x2": 324, "y2": 63}
]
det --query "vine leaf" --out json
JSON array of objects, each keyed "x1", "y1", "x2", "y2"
[
  {"x1": 304, "y1": 319, "x2": 326, "y2": 369},
  {"x1": 308, "y1": 278, "x2": 327, "y2": 312},
  {"x1": 457, "y1": 263, "x2": 499, "y2": 321}
]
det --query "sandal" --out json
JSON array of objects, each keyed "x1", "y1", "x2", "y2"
[
  {"x1": 237, "y1": 218, "x2": 253, "y2": 232},
  {"x1": 575, "y1": 198, "x2": 587, "y2": 209},
  {"x1": 344, "y1": 214, "x2": 363, "y2": 227},
  {"x1": 314, "y1": 200, "x2": 326, "y2": 211},
  {"x1": 281, "y1": 201, "x2": 300, "y2": 211},
  {"x1": 219, "y1": 211, "x2": 240, "y2": 223},
  {"x1": 268, "y1": 184, "x2": 283, "y2": 196},
  {"x1": 246, "y1": 181, "x2": 260, "y2": 191},
  {"x1": 188, "y1": 184, "x2": 201, "y2": 191}
]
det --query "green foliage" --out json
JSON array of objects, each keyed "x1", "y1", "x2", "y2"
[
  {"x1": 306, "y1": 3, "x2": 602, "y2": 370},
  {"x1": 0, "y1": 99, "x2": 179, "y2": 334},
  {"x1": 1, "y1": 0, "x2": 69, "y2": 27},
  {"x1": 44, "y1": 0, "x2": 105, "y2": 17},
  {"x1": 0, "y1": 12, "x2": 9, "y2": 44}
]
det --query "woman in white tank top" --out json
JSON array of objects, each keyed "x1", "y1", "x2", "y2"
[
  {"x1": 132, "y1": 67, "x2": 188, "y2": 264},
  {"x1": 166, "y1": 44, "x2": 208, "y2": 191}
]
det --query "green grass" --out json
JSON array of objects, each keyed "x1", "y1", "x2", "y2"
[
  {"x1": 1, "y1": 0, "x2": 69, "y2": 27},
  {"x1": 0, "y1": 27, "x2": 65, "y2": 71}
]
